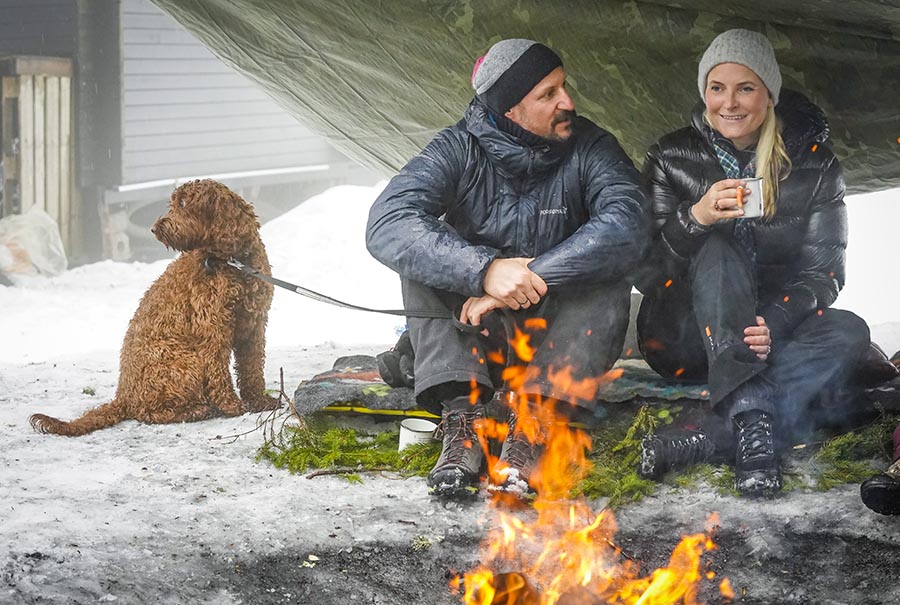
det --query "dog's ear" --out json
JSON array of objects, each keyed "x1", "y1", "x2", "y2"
[
  {"x1": 197, "y1": 180, "x2": 228, "y2": 210},
  {"x1": 170, "y1": 181, "x2": 192, "y2": 209},
  {"x1": 171, "y1": 179, "x2": 212, "y2": 210},
  {"x1": 203, "y1": 183, "x2": 263, "y2": 257},
  {"x1": 215, "y1": 186, "x2": 260, "y2": 225}
]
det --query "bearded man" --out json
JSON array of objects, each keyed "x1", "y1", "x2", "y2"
[{"x1": 366, "y1": 39, "x2": 647, "y2": 498}]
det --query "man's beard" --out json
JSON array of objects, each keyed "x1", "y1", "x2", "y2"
[{"x1": 547, "y1": 109, "x2": 576, "y2": 142}]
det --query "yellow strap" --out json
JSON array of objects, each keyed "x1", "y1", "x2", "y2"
[{"x1": 320, "y1": 404, "x2": 440, "y2": 419}]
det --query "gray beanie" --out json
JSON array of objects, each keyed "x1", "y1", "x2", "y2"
[
  {"x1": 471, "y1": 39, "x2": 562, "y2": 114},
  {"x1": 697, "y1": 29, "x2": 782, "y2": 105}
]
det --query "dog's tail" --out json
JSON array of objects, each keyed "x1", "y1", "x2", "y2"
[{"x1": 30, "y1": 400, "x2": 127, "y2": 436}]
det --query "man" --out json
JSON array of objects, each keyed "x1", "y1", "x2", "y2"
[{"x1": 366, "y1": 39, "x2": 647, "y2": 498}]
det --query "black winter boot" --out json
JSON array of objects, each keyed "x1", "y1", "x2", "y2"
[
  {"x1": 426, "y1": 399, "x2": 485, "y2": 498},
  {"x1": 860, "y1": 459, "x2": 900, "y2": 516},
  {"x1": 487, "y1": 408, "x2": 543, "y2": 499},
  {"x1": 733, "y1": 410, "x2": 782, "y2": 497},
  {"x1": 638, "y1": 429, "x2": 717, "y2": 480},
  {"x1": 376, "y1": 330, "x2": 415, "y2": 388}
]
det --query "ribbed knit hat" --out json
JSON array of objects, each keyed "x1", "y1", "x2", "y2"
[
  {"x1": 697, "y1": 29, "x2": 782, "y2": 105},
  {"x1": 471, "y1": 39, "x2": 563, "y2": 114}
]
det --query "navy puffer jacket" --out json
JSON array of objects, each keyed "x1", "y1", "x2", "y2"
[
  {"x1": 366, "y1": 99, "x2": 647, "y2": 297},
  {"x1": 639, "y1": 89, "x2": 845, "y2": 338}
]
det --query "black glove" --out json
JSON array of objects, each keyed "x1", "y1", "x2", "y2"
[{"x1": 376, "y1": 330, "x2": 415, "y2": 388}]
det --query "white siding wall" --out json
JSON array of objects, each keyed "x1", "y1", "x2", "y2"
[{"x1": 120, "y1": 0, "x2": 340, "y2": 184}]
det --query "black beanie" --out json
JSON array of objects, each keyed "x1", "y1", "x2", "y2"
[{"x1": 471, "y1": 39, "x2": 563, "y2": 114}]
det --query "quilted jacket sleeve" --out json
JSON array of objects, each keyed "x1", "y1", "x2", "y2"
[
  {"x1": 528, "y1": 129, "x2": 648, "y2": 286},
  {"x1": 365, "y1": 128, "x2": 500, "y2": 297},
  {"x1": 644, "y1": 141, "x2": 714, "y2": 262},
  {"x1": 631, "y1": 141, "x2": 713, "y2": 294},
  {"x1": 759, "y1": 150, "x2": 847, "y2": 339}
]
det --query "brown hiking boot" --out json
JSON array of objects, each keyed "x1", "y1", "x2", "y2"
[
  {"x1": 426, "y1": 400, "x2": 486, "y2": 498},
  {"x1": 488, "y1": 409, "x2": 543, "y2": 499}
]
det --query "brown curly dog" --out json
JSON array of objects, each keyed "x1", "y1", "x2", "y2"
[{"x1": 30, "y1": 179, "x2": 279, "y2": 436}]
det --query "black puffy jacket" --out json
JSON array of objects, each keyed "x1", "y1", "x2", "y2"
[
  {"x1": 366, "y1": 99, "x2": 647, "y2": 297},
  {"x1": 639, "y1": 89, "x2": 846, "y2": 338}
]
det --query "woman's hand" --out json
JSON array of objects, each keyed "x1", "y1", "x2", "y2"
[
  {"x1": 691, "y1": 179, "x2": 747, "y2": 226},
  {"x1": 744, "y1": 315, "x2": 772, "y2": 361}
]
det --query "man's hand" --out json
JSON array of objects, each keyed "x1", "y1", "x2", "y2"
[
  {"x1": 459, "y1": 295, "x2": 507, "y2": 334},
  {"x1": 744, "y1": 315, "x2": 772, "y2": 361},
  {"x1": 483, "y1": 258, "x2": 548, "y2": 310}
]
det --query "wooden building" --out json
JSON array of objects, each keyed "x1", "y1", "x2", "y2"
[{"x1": 0, "y1": 0, "x2": 375, "y2": 263}]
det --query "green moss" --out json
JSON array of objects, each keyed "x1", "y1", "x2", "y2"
[
  {"x1": 256, "y1": 417, "x2": 440, "y2": 478},
  {"x1": 575, "y1": 405, "x2": 659, "y2": 507},
  {"x1": 670, "y1": 463, "x2": 736, "y2": 496},
  {"x1": 803, "y1": 415, "x2": 898, "y2": 490},
  {"x1": 257, "y1": 408, "x2": 899, "y2": 498}
]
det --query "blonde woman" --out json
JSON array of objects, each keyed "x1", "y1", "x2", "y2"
[{"x1": 633, "y1": 29, "x2": 870, "y2": 497}]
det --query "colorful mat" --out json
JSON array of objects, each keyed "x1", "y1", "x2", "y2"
[{"x1": 292, "y1": 356, "x2": 710, "y2": 418}]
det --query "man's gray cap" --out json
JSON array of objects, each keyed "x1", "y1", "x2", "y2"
[
  {"x1": 472, "y1": 39, "x2": 537, "y2": 94},
  {"x1": 471, "y1": 39, "x2": 563, "y2": 114},
  {"x1": 697, "y1": 29, "x2": 782, "y2": 105}
]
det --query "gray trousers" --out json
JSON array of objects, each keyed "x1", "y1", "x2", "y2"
[{"x1": 402, "y1": 278, "x2": 631, "y2": 415}]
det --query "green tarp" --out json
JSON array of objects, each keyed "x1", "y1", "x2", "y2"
[{"x1": 152, "y1": 0, "x2": 900, "y2": 194}]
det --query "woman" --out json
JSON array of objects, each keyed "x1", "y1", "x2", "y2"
[{"x1": 634, "y1": 29, "x2": 870, "y2": 497}]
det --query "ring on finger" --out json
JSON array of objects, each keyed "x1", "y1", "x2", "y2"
[{"x1": 714, "y1": 200, "x2": 720, "y2": 211}]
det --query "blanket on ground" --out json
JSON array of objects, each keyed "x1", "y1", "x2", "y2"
[{"x1": 292, "y1": 356, "x2": 710, "y2": 417}]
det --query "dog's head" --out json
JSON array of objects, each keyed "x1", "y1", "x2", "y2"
[{"x1": 152, "y1": 180, "x2": 263, "y2": 258}]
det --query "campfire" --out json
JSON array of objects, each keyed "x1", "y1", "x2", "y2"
[{"x1": 451, "y1": 321, "x2": 734, "y2": 605}]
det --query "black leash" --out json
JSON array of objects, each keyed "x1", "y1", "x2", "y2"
[{"x1": 225, "y1": 257, "x2": 482, "y2": 333}]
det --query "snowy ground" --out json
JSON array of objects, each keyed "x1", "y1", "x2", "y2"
[{"x1": 2, "y1": 184, "x2": 900, "y2": 604}]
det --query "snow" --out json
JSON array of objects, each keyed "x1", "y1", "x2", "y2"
[{"x1": 2, "y1": 183, "x2": 900, "y2": 603}]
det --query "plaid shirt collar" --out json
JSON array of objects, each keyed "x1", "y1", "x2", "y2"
[{"x1": 712, "y1": 139, "x2": 756, "y2": 179}]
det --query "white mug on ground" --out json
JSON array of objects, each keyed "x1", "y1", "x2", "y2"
[
  {"x1": 398, "y1": 418, "x2": 438, "y2": 451},
  {"x1": 740, "y1": 177, "x2": 764, "y2": 218}
]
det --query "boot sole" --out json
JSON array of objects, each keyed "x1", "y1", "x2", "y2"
[
  {"x1": 638, "y1": 436, "x2": 662, "y2": 480},
  {"x1": 427, "y1": 483, "x2": 480, "y2": 499},
  {"x1": 860, "y1": 477, "x2": 900, "y2": 515},
  {"x1": 735, "y1": 469, "x2": 782, "y2": 498},
  {"x1": 426, "y1": 467, "x2": 481, "y2": 499}
]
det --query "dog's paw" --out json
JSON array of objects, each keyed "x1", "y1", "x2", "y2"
[
  {"x1": 216, "y1": 399, "x2": 245, "y2": 417},
  {"x1": 243, "y1": 394, "x2": 281, "y2": 413}
]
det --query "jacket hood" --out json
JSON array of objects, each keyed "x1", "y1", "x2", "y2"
[
  {"x1": 464, "y1": 98, "x2": 568, "y2": 177},
  {"x1": 690, "y1": 88, "x2": 830, "y2": 159}
]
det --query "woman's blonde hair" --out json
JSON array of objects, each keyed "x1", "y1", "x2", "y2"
[{"x1": 754, "y1": 104, "x2": 792, "y2": 217}]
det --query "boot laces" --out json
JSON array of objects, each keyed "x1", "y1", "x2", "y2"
[
  {"x1": 503, "y1": 412, "x2": 540, "y2": 471},
  {"x1": 435, "y1": 410, "x2": 480, "y2": 465},
  {"x1": 738, "y1": 415, "x2": 774, "y2": 461}
]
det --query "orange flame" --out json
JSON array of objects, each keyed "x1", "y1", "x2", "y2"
[
  {"x1": 510, "y1": 326, "x2": 535, "y2": 363},
  {"x1": 453, "y1": 317, "x2": 730, "y2": 605}
]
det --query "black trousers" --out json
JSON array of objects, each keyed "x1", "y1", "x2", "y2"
[
  {"x1": 637, "y1": 232, "x2": 870, "y2": 442},
  {"x1": 402, "y1": 277, "x2": 631, "y2": 415}
]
